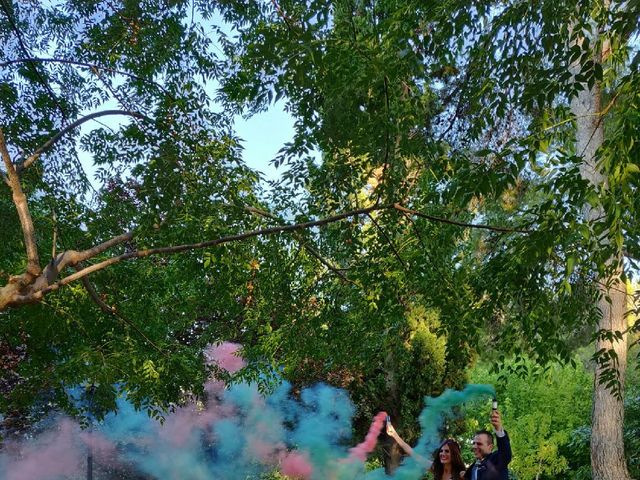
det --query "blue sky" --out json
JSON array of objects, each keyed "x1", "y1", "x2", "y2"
[
  {"x1": 74, "y1": 9, "x2": 294, "y2": 187},
  {"x1": 234, "y1": 103, "x2": 294, "y2": 182},
  {"x1": 77, "y1": 102, "x2": 294, "y2": 186}
]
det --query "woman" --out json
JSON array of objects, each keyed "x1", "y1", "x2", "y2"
[
  {"x1": 386, "y1": 422, "x2": 466, "y2": 480},
  {"x1": 430, "y1": 439, "x2": 466, "y2": 480}
]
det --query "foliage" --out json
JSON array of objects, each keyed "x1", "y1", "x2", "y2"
[
  {"x1": 0, "y1": 1, "x2": 476, "y2": 442},
  {"x1": 213, "y1": 4, "x2": 640, "y2": 477},
  {"x1": 559, "y1": 384, "x2": 640, "y2": 480},
  {"x1": 622, "y1": 386, "x2": 640, "y2": 478},
  {"x1": 464, "y1": 352, "x2": 640, "y2": 480},
  {"x1": 0, "y1": 0, "x2": 269, "y2": 422},
  {"x1": 1, "y1": 8, "x2": 640, "y2": 480},
  {"x1": 214, "y1": 0, "x2": 640, "y2": 375},
  {"x1": 464, "y1": 358, "x2": 592, "y2": 480}
]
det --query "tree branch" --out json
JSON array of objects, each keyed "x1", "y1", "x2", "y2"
[
  {"x1": 0, "y1": 57, "x2": 173, "y2": 98},
  {"x1": 240, "y1": 205, "x2": 355, "y2": 284},
  {"x1": 64, "y1": 231, "x2": 136, "y2": 269},
  {"x1": 0, "y1": 230, "x2": 134, "y2": 310},
  {"x1": 399, "y1": 210, "x2": 458, "y2": 293},
  {"x1": 20, "y1": 110, "x2": 148, "y2": 171},
  {"x1": 0, "y1": 1, "x2": 68, "y2": 120},
  {"x1": 40, "y1": 203, "x2": 529, "y2": 297},
  {"x1": 0, "y1": 128, "x2": 40, "y2": 276},
  {"x1": 392, "y1": 203, "x2": 532, "y2": 233},
  {"x1": 78, "y1": 271, "x2": 168, "y2": 357},
  {"x1": 32, "y1": 230, "x2": 135, "y2": 289},
  {"x1": 1, "y1": 202, "x2": 530, "y2": 309},
  {"x1": 271, "y1": 0, "x2": 295, "y2": 32},
  {"x1": 367, "y1": 212, "x2": 409, "y2": 271},
  {"x1": 34, "y1": 205, "x2": 387, "y2": 301}
]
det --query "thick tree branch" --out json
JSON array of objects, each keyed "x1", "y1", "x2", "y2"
[
  {"x1": 1, "y1": 203, "x2": 530, "y2": 309},
  {"x1": 0, "y1": 230, "x2": 134, "y2": 310},
  {"x1": 32, "y1": 230, "x2": 135, "y2": 289},
  {"x1": 20, "y1": 110, "x2": 148, "y2": 171},
  {"x1": 38, "y1": 203, "x2": 529, "y2": 297},
  {"x1": 33, "y1": 205, "x2": 387, "y2": 301},
  {"x1": 64, "y1": 231, "x2": 136, "y2": 269},
  {"x1": 0, "y1": 128, "x2": 40, "y2": 276}
]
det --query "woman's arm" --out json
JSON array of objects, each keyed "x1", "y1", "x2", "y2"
[{"x1": 386, "y1": 422, "x2": 414, "y2": 456}]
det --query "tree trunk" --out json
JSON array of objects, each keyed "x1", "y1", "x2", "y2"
[
  {"x1": 382, "y1": 349, "x2": 404, "y2": 475},
  {"x1": 591, "y1": 277, "x2": 629, "y2": 480},
  {"x1": 382, "y1": 435, "x2": 404, "y2": 475},
  {"x1": 571, "y1": 44, "x2": 631, "y2": 480}
]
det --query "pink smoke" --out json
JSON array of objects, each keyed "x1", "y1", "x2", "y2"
[
  {"x1": 5, "y1": 418, "x2": 84, "y2": 480},
  {"x1": 280, "y1": 451, "x2": 314, "y2": 479},
  {"x1": 347, "y1": 411, "x2": 388, "y2": 462},
  {"x1": 248, "y1": 438, "x2": 285, "y2": 464},
  {"x1": 205, "y1": 342, "x2": 246, "y2": 373},
  {"x1": 78, "y1": 430, "x2": 118, "y2": 467},
  {"x1": 158, "y1": 403, "x2": 222, "y2": 448}
]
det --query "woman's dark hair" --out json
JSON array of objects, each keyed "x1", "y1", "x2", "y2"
[{"x1": 430, "y1": 439, "x2": 466, "y2": 480}]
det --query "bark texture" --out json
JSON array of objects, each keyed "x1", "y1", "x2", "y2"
[
  {"x1": 571, "y1": 44, "x2": 631, "y2": 480},
  {"x1": 382, "y1": 437, "x2": 404, "y2": 475}
]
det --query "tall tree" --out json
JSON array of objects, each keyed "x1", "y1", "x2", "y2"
[
  {"x1": 0, "y1": 0, "x2": 276, "y2": 420},
  {"x1": 2, "y1": 4, "x2": 639, "y2": 479},
  {"x1": 214, "y1": 1, "x2": 640, "y2": 478},
  {"x1": 571, "y1": 16, "x2": 631, "y2": 478},
  {"x1": 0, "y1": 0, "x2": 484, "y2": 433}
]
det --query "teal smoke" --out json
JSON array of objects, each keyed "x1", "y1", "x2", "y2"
[
  {"x1": 367, "y1": 383, "x2": 496, "y2": 480},
  {"x1": 0, "y1": 370, "x2": 495, "y2": 479}
]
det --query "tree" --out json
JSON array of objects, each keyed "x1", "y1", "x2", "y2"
[
  {"x1": 0, "y1": 0, "x2": 277, "y2": 421},
  {"x1": 0, "y1": 0, "x2": 485, "y2": 435},
  {"x1": 2, "y1": 3, "x2": 640, "y2": 479},
  {"x1": 466, "y1": 357, "x2": 593, "y2": 480},
  {"x1": 213, "y1": 1, "x2": 640, "y2": 478},
  {"x1": 453, "y1": 3, "x2": 639, "y2": 478}
]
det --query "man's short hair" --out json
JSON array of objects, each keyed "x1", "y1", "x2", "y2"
[{"x1": 475, "y1": 429, "x2": 495, "y2": 445}]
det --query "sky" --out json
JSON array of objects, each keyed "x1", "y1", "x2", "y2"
[
  {"x1": 234, "y1": 103, "x2": 294, "y2": 182},
  {"x1": 79, "y1": 101, "x2": 294, "y2": 189},
  {"x1": 74, "y1": 9, "x2": 294, "y2": 188},
  {"x1": 77, "y1": 102, "x2": 294, "y2": 190}
]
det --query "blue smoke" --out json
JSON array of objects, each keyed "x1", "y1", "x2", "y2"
[{"x1": 0, "y1": 381, "x2": 495, "y2": 480}]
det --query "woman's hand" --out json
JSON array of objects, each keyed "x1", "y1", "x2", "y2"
[
  {"x1": 386, "y1": 421, "x2": 414, "y2": 456},
  {"x1": 386, "y1": 422, "x2": 399, "y2": 439}
]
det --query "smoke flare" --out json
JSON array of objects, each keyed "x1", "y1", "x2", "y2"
[{"x1": 0, "y1": 343, "x2": 495, "y2": 479}]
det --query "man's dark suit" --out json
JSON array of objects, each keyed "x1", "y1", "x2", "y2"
[{"x1": 463, "y1": 431, "x2": 512, "y2": 480}]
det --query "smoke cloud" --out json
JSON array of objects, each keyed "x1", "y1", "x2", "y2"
[{"x1": 0, "y1": 343, "x2": 494, "y2": 479}]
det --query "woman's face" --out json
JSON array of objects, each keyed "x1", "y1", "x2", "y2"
[{"x1": 439, "y1": 444, "x2": 452, "y2": 465}]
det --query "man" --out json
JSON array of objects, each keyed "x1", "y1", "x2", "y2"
[{"x1": 464, "y1": 409, "x2": 512, "y2": 480}]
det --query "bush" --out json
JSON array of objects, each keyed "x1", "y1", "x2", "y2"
[{"x1": 464, "y1": 358, "x2": 592, "y2": 480}]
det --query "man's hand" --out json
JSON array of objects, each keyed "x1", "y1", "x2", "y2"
[{"x1": 491, "y1": 409, "x2": 504, "y2": 433}]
